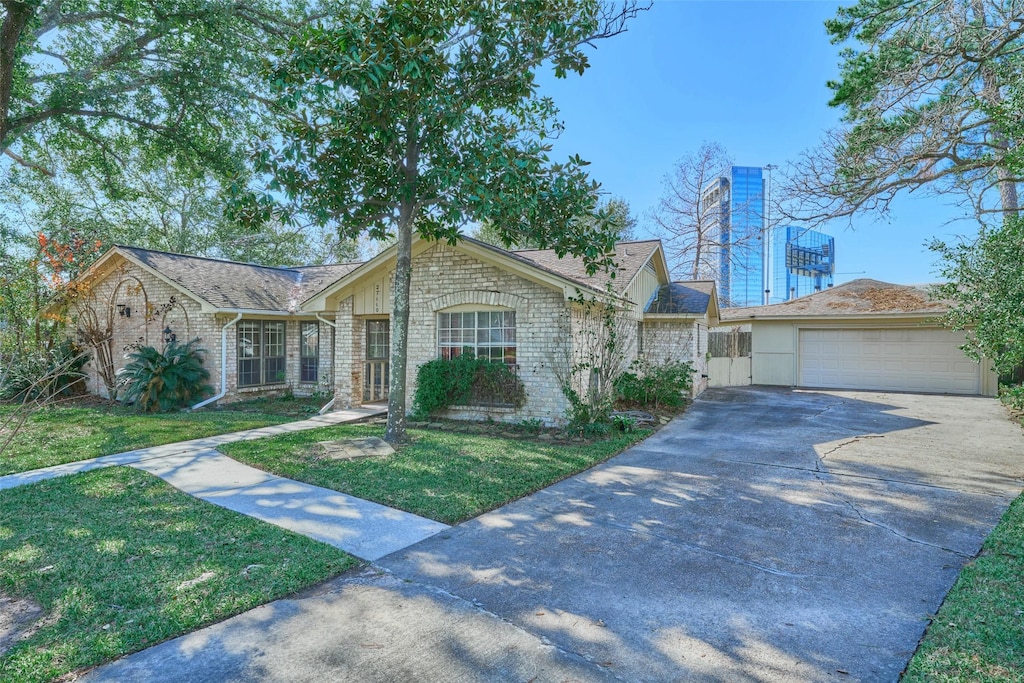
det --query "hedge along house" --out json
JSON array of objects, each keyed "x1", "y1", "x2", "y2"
[
  {"x1": 719, "y1": 278, "x2": 998, "y2": 396},
  {"x1": 60, "y1": 237, "x2": 719, "y2": 423}
]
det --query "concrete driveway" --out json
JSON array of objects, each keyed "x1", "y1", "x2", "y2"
[{"x1": 85, "y1": 387, "x2": 1024, "y2": 682}]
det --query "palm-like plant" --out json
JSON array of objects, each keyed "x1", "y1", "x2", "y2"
[{"x1": 120, "y1": 339, "x2": 212, "y2": 412}]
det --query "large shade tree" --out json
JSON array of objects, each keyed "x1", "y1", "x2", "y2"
[
  {"x1": 0, "y1": 1, "x2": 335, "y2": 356},
  {"x1": 245, "y1": 0, "x2": 646, "y2": 444},
  {"x1": 0, "y1": 0, "x2": 306, "y2": 173},
  {"x1": 471, "y1": 197, "x2": 638, "y2": 248},
  {"x1": 785, "y1": 0, "x2": 1023, "y2": 223}
]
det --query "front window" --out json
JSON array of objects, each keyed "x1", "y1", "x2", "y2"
[
  {"x1": 238, "y1": 320, "x2": 286, "y2": 387},
  {"x1": 438, "y1": 310, "x2": 516, "y2": 364},
  {"x1": 366, "y1": 320, "x2": 390, "y2": 360},
  {"x1": 300, "y1": 321, "x2": 319, "y2": 383}
]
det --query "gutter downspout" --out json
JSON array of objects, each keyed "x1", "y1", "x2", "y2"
[
  {"x1": 191, "y1": 313, "x2": 243, "y2": 410},
  {"x1": 315, "y1": 313, "x2": 338, "y2": 415}
]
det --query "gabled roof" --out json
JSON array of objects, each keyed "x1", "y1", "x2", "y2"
[
  {"x1": 82, "y1": 237, "x2": 667, "y2": 316},
  {"x1": 511, "y1": 240, "x2": 663, "y2": 295},
  {"x1": 721, "y1": 278, "x2": 948, "y2": 321},
  {"x1": 646, "y1": 281, "x2": 716, "y2": 315},
  {"x1": 303, "y1": 235, "x2": 667, "y2": 310},
  {"x1": 113, "y1": 246, "x2": 360, "y2": 313}
]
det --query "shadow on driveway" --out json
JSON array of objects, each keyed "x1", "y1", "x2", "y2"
[
  {"x1": 81, "y1": 387, "x2": 1023, "y2": 683},
  {"x1": 379, "y1": 387, "x2": 1024, "y2": 682}
]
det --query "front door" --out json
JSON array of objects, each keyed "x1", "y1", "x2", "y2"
[{"x1": 363, "y1": 319, "x2": 390, "y2": 402}]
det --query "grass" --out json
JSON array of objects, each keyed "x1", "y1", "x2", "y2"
[
  {"x1": 902, "y1": 493, "x2": 1024, "y2": 682},
  {"x1": 0, "y1": 467, "x2": 357, "y2": 683},
  {"x1": 221, "y1": 424, "x2": 652, "y2": 524},
  {"x1": 0, "y1": 403, "x2": 291, "y2": 476}
]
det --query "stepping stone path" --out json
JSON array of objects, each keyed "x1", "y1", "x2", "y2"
[{"x1": 315, "y1": 437, "x2": 395, "y2": 461}]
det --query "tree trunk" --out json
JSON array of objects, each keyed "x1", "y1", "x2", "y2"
[
  {"x1": 690, "y1": 224, "x2": 702, "y2": 280},
  {"x1": 0, "y1": 3, "x2": 33, "y2": 149},
  {"x1": 384, "y1": 200, "x2": 414, "y2": 445},
  {"x1": 971, "y1": 0, "x2": 1019, "y2": 217}
]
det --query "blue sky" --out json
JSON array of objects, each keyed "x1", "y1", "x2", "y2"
[{"x1": 536, "y1": 0, "x2": 979, "y2": 286}]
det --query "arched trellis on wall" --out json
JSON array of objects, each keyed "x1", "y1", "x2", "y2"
[
  {"x1": 147, "y1": 296, "x2": 192, "y2": 346},
  {"x1": 74, "y1": 269, "x2": 151, "y2": 399}
]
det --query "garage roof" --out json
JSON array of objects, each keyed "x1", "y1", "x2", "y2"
[{"x1": 721, "y1": 278, "x2": 949, "y2": 322}]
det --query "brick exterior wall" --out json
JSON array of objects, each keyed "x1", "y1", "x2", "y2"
[
  {"x1": 333, "y1": 243, "x2": 573, "y2": 424},
  {"x1": 74, "y1": 261, "x2": 209, "y2": 399},
  {"x1": 79, "y1": 251, "x2": 706, "y2": 417},
  {"x1": 641, "y1": 319, "x2": 709, "y2": 396},
  {"x1": 74, "y1": 259, "x2": 334, "y2": 404},
  {"x1": 564, "y1": 304, "x2": 639, "y2": 402}
]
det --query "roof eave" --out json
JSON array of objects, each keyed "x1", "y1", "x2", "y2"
[
  {"x1": 719, "y1": 311, "x2": 947, "y2": 324},
  {"x1": 301, "y1": 234, "x2": 622, "y2": 312},
  {"x1": 643, "y1": 312, "x2": 706, "y2": 320}
]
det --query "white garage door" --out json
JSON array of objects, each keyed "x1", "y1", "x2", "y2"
[{"x1": 799, "y1": 328, "x2": 980, "y2": 394}]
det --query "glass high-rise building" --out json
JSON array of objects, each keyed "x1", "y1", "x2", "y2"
[
  {"x1": 769, "y1": 226, "x2": 835, "y2": 303},
  {"x1": 702, "y1": 166, "x2": 765, "y2": 307}
]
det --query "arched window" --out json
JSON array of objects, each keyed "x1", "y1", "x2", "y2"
[{"x1": 437, "y1": 310, "x2": 516, "y2": 365}]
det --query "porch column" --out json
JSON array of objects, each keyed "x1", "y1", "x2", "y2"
[{"x1": 334, "y1": 296, "x2": 360, "y2": 408}]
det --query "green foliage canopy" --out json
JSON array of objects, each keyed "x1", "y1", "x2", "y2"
[
  {"x1": 0, "y1": 0, "x2": 304, "y2": 173},
  {"x1": 932, "y1": 216, "x2": 1024, "y2": 376},
  {"x1": 786, "y1": 0, "x2": 1024, "y2": 223},
  {"x1": 472, "y1": 197, "x2": 638, "y2": 249},
  {"x1": 245, "y1": 0, "x2": 644, "y2": 442}
]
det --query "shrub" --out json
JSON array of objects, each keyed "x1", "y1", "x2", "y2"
[
  {"x1": 0, "y1": 341, "x2": 89, "y2": 402},
  {"x1": 611, "y1": 413, "x2": 638, "y2": 432},
  {"x1": 518, "y1": 417, "x2": 544, "y2": 433},
  {"x1": 412, "y1": 354, "x2": 526, "y2": 419},
  {"x1": 581, "y1": 420, "x2": 612, "y2": 437},
  {"x1": 120, "y1": 339, "x2": 212, "y2": 412},
  {"x1": 1000, "y1": 384, "x2": 1024, "y2": 411},
  {"x1": 614, "y1": 358, "x2": 693, "y2": 410}
]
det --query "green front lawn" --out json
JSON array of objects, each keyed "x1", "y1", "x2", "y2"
[
  {"x1": 221, "y1": 424, "x2": 652, "y2": 525},
  {"x1": 0, "y1": 467, "x2": 356, "y2": 683},
  {"x1": 902, "y1": 493, "x2": 1024, "y2": 681},
  {"x1": 0, "y1": 404, "x2": 290, "y2": 476}
]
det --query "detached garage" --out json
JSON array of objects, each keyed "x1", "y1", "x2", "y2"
[{"x1": 720, "y1": 279, "x2": 997, "y2": 396}]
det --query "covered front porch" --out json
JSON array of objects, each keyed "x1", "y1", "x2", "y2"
[{"x1": 333, "y1": 298, "x2": 391, "y2": 408}]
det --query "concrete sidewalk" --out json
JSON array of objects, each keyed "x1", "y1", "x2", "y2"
[
  {"x1": 130, "y1": 448, "x2": 447, "y2": 560},
  {"x1": 0, "y1": 406, "x2": 449, "y2": 560},
  {"x1": 0, "y1": 406, "x2": 387, "y2": 490}
]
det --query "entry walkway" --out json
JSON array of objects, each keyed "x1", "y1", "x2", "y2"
[
  {"x1": 0, "y1": 407, "x2": 449, "y2": 561},
  {"x1": 80, "y1": 388, "x2": 1024, "y2": 682}
]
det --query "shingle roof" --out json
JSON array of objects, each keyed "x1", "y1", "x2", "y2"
[
  {"x1": 113, "y1": 238, "x2": 664, "y2": 313},
  {"x1": 510, "y1": 240, "x2": 662, "y2": 296},
  {"x1": 721, "y1": 278, "x2": 948, "y2": 320},
  {"x1": 116, "y1": 246, "x2": 360, "y2": 312},
  {"x1": 646, "y1": 281, "x2": 715, "y2": 315}
]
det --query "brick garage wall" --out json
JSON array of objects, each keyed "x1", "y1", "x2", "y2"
[{"x1": 642, "y1": 319, "x2": 709, "y2": 396}]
